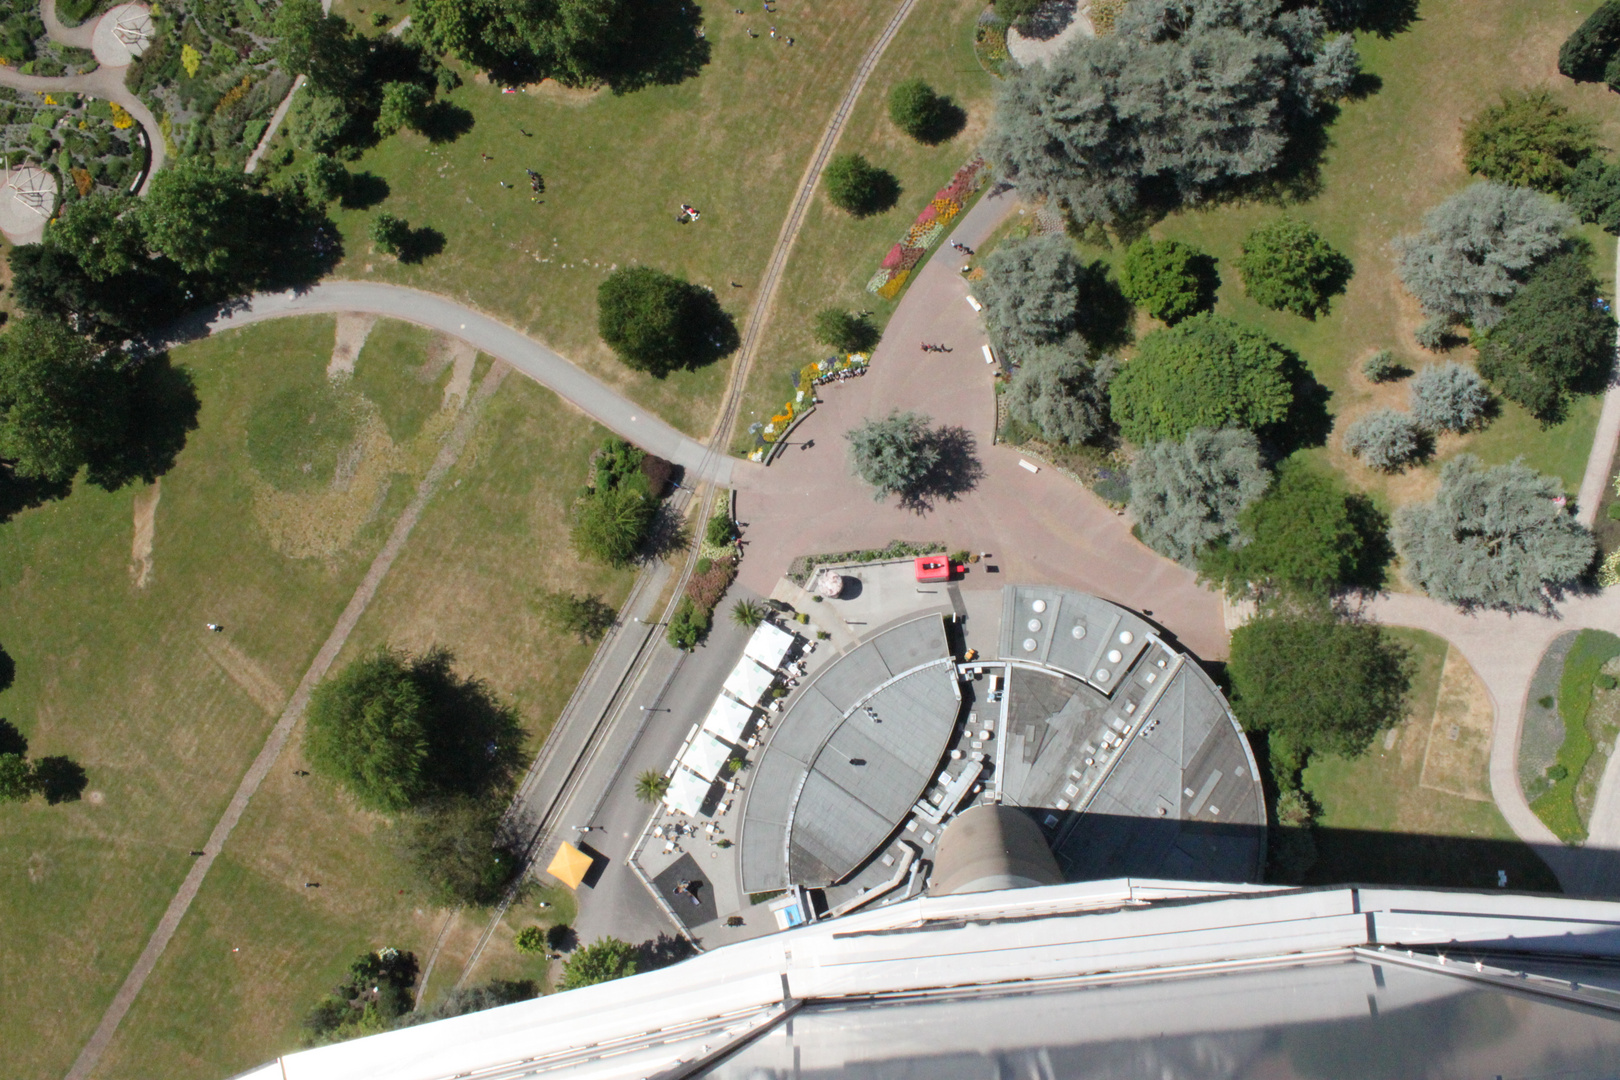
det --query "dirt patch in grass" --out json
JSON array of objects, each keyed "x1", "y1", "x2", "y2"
[
  {"x1": 326, "y1": 315, "x2": 377, "y2": 379},
  {"x1": 203, "y1": 638, "x2": 289, "y2": 717},
  {"x1": 1418, "y1": 647, "x2": 1493, "y2": 802},
  {"x1": 130, "y1": 480, "x2": 160, "y2": 589}
]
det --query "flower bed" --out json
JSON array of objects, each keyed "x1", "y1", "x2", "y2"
[
  {"x1": 746, "y1": 351, "x2": 871, "y2": 461},
  {"x1": 866, "y1": 156, "x2": 988, "y2": 299}
]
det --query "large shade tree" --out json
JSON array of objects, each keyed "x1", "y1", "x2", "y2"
[
  {"x1": 1127, "y1": 427, "x2": 1269, "y2": 565},
  {"x1": 985, "y1": 0, "x2": 1357, "y2": 226},
  {"x1": 847, "y1": 410, "x2": 940, "y2": 502},
  {"x1": 1393, "y1": 455, "x2": 1596, "y2": 612},
  {"x1": 0, "y1": 317, "x2": 131, "y2": 486},
  {"x1": 978, "y1": 234, "x2": 1082, "y2": 355},
  {"x1": 1108, "y1": 314, "x2": 1294, "y2": 445},
  {"x1": 1004, "y1": 340, "x2": 1114, "y2": 446}
]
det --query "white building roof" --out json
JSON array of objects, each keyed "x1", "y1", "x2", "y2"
[
  {"x1": 743, "y1": 621, "x2": 796, "y2": 671},
  {"x1": 701, "y1": 694, "x2": 753, "y2": 744},
  {"x1": 679, "y1": 731, "x2": 733, "y2": 782},
  {"x1": 723, "y1": 657, "x2": 776, "y2": 706},
  {"x1": 661, "y1": 766, "x2": 711, "y2": 817}
]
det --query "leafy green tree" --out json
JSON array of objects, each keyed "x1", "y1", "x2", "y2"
[
  {"x1": 1559, "y1": 1, "x2": 1620, "y2": 83},
  {"x1": 1393, "y1": 455, "x2": 1596, "y2": 612},
  {"x1": 846, "y1": 410, "x2": 940, "y2": 501},
  {"x1": 635, "y1": 769, "x2": 670, "y2": 803},
  {"x1": 272, "y1": 0, "x2": 364, "y2": 95},
  {"x1": 288, "y1": 91, "x2": 361, "y2": 158},
  {"x1": 1127, "y1": 428, "x2": 1269, "y2": 565},
  {"x1": 370, "y1": 212, "x2": 410, "y2": 257},
  {"x1": 559, "y1": 937, "x2": 638, "y2": 991},
  {"x1": 0, "y1": 317, "x2": 132, "y2": 486},
  {"x1": 298, "y1": 153, "x2": 349, "y2": 205},
  {"x1": 1199, "y1": 462, "x2": 1381, "y2": 598},
  {"x1": 812, "y1": 308, "x2": 878, "y2": 354},
  {"x1": 1118, "y1": 237, "x2": 1216, "y2": 325},
  {"x1": 665, "y1": 596, "x2": 710, "y2": 651},
  {"x1": 823, "y1": 153, "x2": 899, "y2": 217},
  {"x1": 403, "y1": 795, "x2": 518, "y2": 906},
  {"x1": 304, "y1": 648, "x2": 431, "y2": 812},
  {"x1": 1566, "y1": 156, "x2": 1620, "y2": 233},
  {"x1": 888, "y1": 78, "x2": 960, "y2": 144},
  {"x1": 597, "y1": 266, "x2": 700, "y2": 376},
  {"x1": 513, "y1": 926, "x2": 547, "y2": 955},
  {"x1": 1408, "y1": 362, "x2": 1490, "y2": 433},
  {"x1": 302, "y1": 949, "x2": 419, "y2": 1045},
  {"x1": 375, "y1": 81, "x2": 433, "y2": 138},
  {"x1": 1462, "y1": 90, "x2": 1598, "y2": 194},
  {"x1": 1004, "y1": 339, "x2": 1114, "y2": 446},
  {"x1": 535, "y1": 589, "x2": 617, "y2": 642},
  {"x1": 985, "y1": 1, "x2": 1357, "y2": 226},
  {"x1": 1342, "y1": 408, "x2": 1424, "y2": 472},
  {"x1": 730, "y1": 598, "x2": 765, "y2": 628},
  {"x1": 1476, "y1": 246, "x2": 1615, "y2": 422},
  {"x1": 978, "y1": 234, "x2": 1082, "y2": 354},
  {"x1": 0, "y1": 753, "x2": 32, "y2": 802},
  {"x1": 414, "y1": 0, "x2": 640, "y2": 87},
  {"x1": 1234, "y1": 217, "x2": 1351, "y2": 319},
  {"x1": 138, "y1": 163, "x2": 264, "y2": 278},
  {"x1": 46, "y1": 194, "x2": 145, "y2": 281},
  {"x1": 1108, "y1": 314, "x2": 1295, "y2": 445},
  {"x1": 570, "y1": 483, "x2": 654, "y2": 568},
  {"x1": 1228, "y1": 611, "x2": 1411, "y2": 780},
  {"x1": 705, "y1": 509, "x2": 736, "y2": 547},
  {"x1": 1394, "y1": 181, "x2": 1573, "y2": 330}
]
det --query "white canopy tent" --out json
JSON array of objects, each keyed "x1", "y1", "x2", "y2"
[
  {"x1": 662, "y1": 766, "x2": 711, "y2": 817},
  {"x1": 680, "y1": 730, "x2": 733, "y2": 782},
  {"x1": 743, "y1": 621, "x2": 796, "y2": 672},
  {"x1": 702, "y1": 695, "x2": 754, "y2": 744},
  {"x1": 723, "y1": 658, "x2": 776, "y2": 706}
]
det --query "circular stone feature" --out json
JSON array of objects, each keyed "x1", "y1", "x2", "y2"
[
  {"x1": 1032, "y1": 600, "x2": 1047, "y2": 613},
  {"x1": 1023, "y1": 638, "x2": 1038, "y2": 652},
  {"x1": 1118, "y1": 630, "x2": 1134, "y2": 644},
  {"x1": 1107, "y1": 649, "x2": 1123, "y2": 664},
  {"x1": 92, "y1": 4, "x2": 155, "y2": 67},
  {"x1": 1071, "y1": 625, "x2": 1085, "y2": 639},
  {"x1": 1027, "y1": 618, "x2": 1042, "y2": 632}
]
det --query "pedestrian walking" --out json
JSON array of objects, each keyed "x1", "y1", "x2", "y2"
[{"x1": 205, "y1": 622, "x2": 223, "y2": 632}]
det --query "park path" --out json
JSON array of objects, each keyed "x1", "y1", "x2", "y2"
[
  {"x1": 63, "y1": 361, "x2": 511, "y2": 1080},
  {"x1": 168, "y1": 281, "x2": 750, "y2": 487}
]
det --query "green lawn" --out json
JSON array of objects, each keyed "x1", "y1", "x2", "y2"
[
  {"x1": 1528, "y1": 629, "x2": 1620, "y2": 843},
  {"x1": 0, "y1": 317, "x2": 633, "y2": 1080},
  {"x1": 1301, "y1": 629, "x2": 1560, "y2": 892},
  {"x1": 1052, "y1": 0, "x2": 1616, "y2": 517},
  {"x1": 731, "y1": 0, "x2": 998, "y2": 451},
  {"x1": 274, "y1": 0, "x2": 941, "y2": 440}
]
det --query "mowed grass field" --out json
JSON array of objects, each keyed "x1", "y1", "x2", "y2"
[
  {"x1": 1055, "y1": 0, "x2": 1618, "y2": 515},
  {"x1": 311, "y1": 0, "x2": 952, "y2": 440},
  {"x1": 731, "y1": 0, "x2": 998, "y2": 450},
  {"x1": 0, "y1": 317, "x2": 634, "y2": 1080},
  {"x1": 1302, "y1": 629, "x2": 1561, "y2": 892}
]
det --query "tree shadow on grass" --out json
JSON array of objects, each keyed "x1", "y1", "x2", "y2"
[
  {"x1": 603, "y1": 0, "x2": 712, "y2": 94},
  {"x1": 419, "y1": 102, "x2": 475, "y2": 144},
  {"x1": 1075, "y1": 258, "x2": 1134, "y2": 351},
  {"x1": 636, "y1": 932, "x2": 696, "y2": 971},
  {"x1": 1342, "y1": 494, "x2": 1395, "y2": 594},
  {"x1": 1263, "y1": 354, "x2": 1334, "y2": 460},
  {"x1": 913, "y1": 98, "x2": 968, "y2": 146},
  {"x1": 900, "y1": 425, "x2": 985, "y2": 513},
  {"x1": 400, "y1": 226, "x2": 446, "y2": 265},
  {"x1": 675, "y1": 286, "x2": 741, "y2": 372},
  {"x1": 0, "y1": 717, "x2": 25, "y2": 755},
  {"x1": 34, "y1": 755, "x2": 87, "y2": 804},
  {"x1": 341, "y1": 171, "x2": 391, "y2": 210},
  {"x1": 0, "y1": 467, "x2": 71, "y2": 525},
  {"x1": 83, "y1": 352, "x2": 201, "y2": 492},
  {"x1": 412, "y1": 648, "x2": 529, "y2": 800}
]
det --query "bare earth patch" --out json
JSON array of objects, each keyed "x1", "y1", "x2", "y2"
[
  {"x1": 1419, "y1": 646, "x2": 1494, "y2": 801},
  {"x1": 204, "y1": 639, "x2": 289, "y2": 716},
  {"x1": 437, "y1": 338, "x2": 478, "y2": 410},
  {"x1": 326, "y1": 315, "x2": 377, "y2": 380},
  {"x1": 129, "y1": 480, "x2": 160, "y2": 588}
]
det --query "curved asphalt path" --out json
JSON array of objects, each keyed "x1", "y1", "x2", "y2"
[{"x1": 175, "y1": 282, "x2": 749, "y2": 488}]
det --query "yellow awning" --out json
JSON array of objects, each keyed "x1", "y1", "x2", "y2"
[{"x1": 546, "y1": 842, "x2": 594, "y2": 890}]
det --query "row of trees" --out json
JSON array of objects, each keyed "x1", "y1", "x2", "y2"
[{"x1": 302, "y1": 947, "x2": 539, "y2": 1045}]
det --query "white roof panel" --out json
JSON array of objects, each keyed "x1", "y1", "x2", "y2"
[
  {"x1": 681, "y1": 730, "x2": 733, "y2": 782},
  {"x1": 662, "y1": 766, "x2": 711, "y2": 816},
  {"x1": 724, "y1": 658, "x2": 777, "y2": 706},
  {"x1": 744, "y1": 621, "x2": 796, "y2": 671},
  {"x1": 702, "y1": 694, "x2": 754, "y2": 744}
]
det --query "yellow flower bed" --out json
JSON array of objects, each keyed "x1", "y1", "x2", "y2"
[
  {"x1": 876, "y1": 268, "x2": 910, "y2": 300},
  {"x1": 110, "y1": 102, "x2": 135, "y2": 130}
]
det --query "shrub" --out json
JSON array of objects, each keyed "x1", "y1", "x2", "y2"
[
  {"x1": 1342, "y1": 409, "x2": 1424, "y2": 472},
  {"x1": 1004, "y1": 339, "x2": 1114, "y2": 446},
  {"x1": 978, "y1": 234, "x2": 1082, "y2": 353},
  {"x1": 513, "y1": 926, "x2": 547, "y2": 955},
  {"x1": 571, "y1": 483, "x2": 653, "y2": 568},
  {"x1": 375, "y1": 81, "x2": 433, "y2": 138},
  {"x1": 1413, "y1": 315, "x2": 1454, "y2": 352},
  {"x1": 301, "y1": 949, "x2": 418, "y2": 1045},
  {"x1": 824, "y1": 153, "x2": 898, "y2": 217},
  {"x1": 370, "y1": 212, "x2": 409, "y2": 256},
  {"x1": 1234, "y1": 217, "x2": 1351, "y2": 318},
  {"x1": 1566, "y1": 156, "x2": 1620, "y2": 234},
  {"x1": 705, "y1": 509, "x2": 736, "y2": 547},
  {"x1": 888, "y1": 79, "x2": 960, "y2": 144},
  {"x1": 1118, "y1": 237, "x2": 1216, "y2": 325},
  {"x1": 812, "y1": 308, "x2": 878, "y2": 353},
  {"x1": 1547, "y1": 763, "x2": 1571, "y2": 782},
  {"x1": 1361, "y1": 350, "x2": 1405, "y2": 383},
  {"x1": 1392, "y1": 454, "x2": 1597, "y2": 611},
  {"x1": 1108, "y1": 314, "x2": 1295, "y2": 445},
  {"x1": 1462, "y1": 90, "x2": 1598, "y2": 194},
  {"x1": 1409, "y1": 363, "x2": 1490, "y2": 433},
  {"x1": 559, "y1": 937, "x2": 638, "y2": 991},
  {"x1": 1127, "y1": 428, "x2": 1269, "y2": 565},
  {"x1": 1598, "y1": 673, "x2": 1619, "y2": 690},
  {"x1": 666, "y1": 597, "x2": 709, "y2": 651},
  {"x1": 1394, "y1": 181, "x2": 1573, "y2": 330},
  {"x1": 1475, "y1": 246, "x2": 1616, "y2": 422}
]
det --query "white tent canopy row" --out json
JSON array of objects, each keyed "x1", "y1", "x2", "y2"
[
  {"x1": 662, "y1": 766, "x2": 713, "y2": 817},
  {"x1": 744, "y1": 621, "x2": 797, "y2": 672},
  {"x1": 680, "y1": 730, "x2": 734, "y2": 782},
  {"x1": 724, "y1": 657, "x2": 777, "y2": 706},
  {"x1": 702, "y1": 694, "x2": 755, "y2": 744}
]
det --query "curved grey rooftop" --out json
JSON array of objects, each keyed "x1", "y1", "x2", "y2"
[{"x1": 739, "y1": 614, "x2": 960, "y2": 893}]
